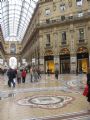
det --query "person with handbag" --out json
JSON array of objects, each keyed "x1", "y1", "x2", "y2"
[
  {"x1": 7, "y1": 67, "x2": 16, "y2": 88},
  {"x1": 21, "y1": 69, "x2": 26, "y2": 83},
  {"x1": 87, "y1": 68, "x2": 90, "y2": 103}
]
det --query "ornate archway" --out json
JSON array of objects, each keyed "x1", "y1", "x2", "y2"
[{"x1": 9, "y1": 57, "x2": 17, "y2": 69}]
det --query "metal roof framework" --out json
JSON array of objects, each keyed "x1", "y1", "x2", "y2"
[{"x1": 0, "y1": 0, "x2": 38, "y2": 41}]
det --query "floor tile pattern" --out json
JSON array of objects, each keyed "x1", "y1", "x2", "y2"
[{"x1": 0, "y1": 74, "x2": 89, "y2": 120}]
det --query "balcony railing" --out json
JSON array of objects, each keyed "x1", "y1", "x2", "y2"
[
  {"x1": 46, "y1": 43, "x2": 51, "y2": 47},
  {"x1": 79, "y1": 39, "x2": 85, "y2": 43},
  {"x1": 77, "y1": 38, "x2": 88, "y2": 45},
  {"x1": 45, "y1": 43, "x2": 53, "y2": 49},
  {"x1": 37, "y1": 10, "x2": 90, "y2": 27},
  {"x1": 61, "y1": 41, "x2": 66, "y2": 45}
]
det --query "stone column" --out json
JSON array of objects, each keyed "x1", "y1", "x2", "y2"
[
  {"x1": 39, "y1": 56, "x2": 44, "y2": 73},
  {"x1": 70, "y1": 55, "x2": 77, "y2": 73},
  {"x1": 69, "y1": 24, "x2": 77, "y2": 73},
  {"x1": 54, "y1": 55, "x2": 60, "y2": 72}
]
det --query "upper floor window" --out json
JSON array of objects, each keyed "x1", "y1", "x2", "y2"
[
  {"x1": 60, "y1": 4, "x2": 66, "y2": 11},
  {"x1": 10, "y1": 43, "x2": 16, "y2": 54},
  {"x1": 61, "y1": 31, "x2": 67, "y2": 44},
  {"x1": 79, "y1": 28, "x2": 84, "y2": 42},
  {"x1": 61, "y1": 15, "x2": 65, "y2": 21},
  {"x1": 45, "y1": 9, "x2": 51, "y2": 15},
  {"x1": 78, "y1": 11, "x2": 83, "y2": 17},
  {"x1": 76, "y1": 0, "x2": 83, "y2": 6},
  {"x1": 68, "y1": 14, "x2": 73, "y2": 19},
  {"x1": 46, "y1": 19, "x2": 50, "y2": 23}
]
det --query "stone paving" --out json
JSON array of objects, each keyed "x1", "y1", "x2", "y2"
[{"x1": 0, "y1": 74, "x2": 90, "y2": 120}]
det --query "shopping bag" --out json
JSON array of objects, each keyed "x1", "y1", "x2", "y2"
[
  {"x1": 13, "y1": 78, "x2": 16, "y2": 83},
  {"x1": 83, "y1": 85, "x2": 89, "y2": 96}
]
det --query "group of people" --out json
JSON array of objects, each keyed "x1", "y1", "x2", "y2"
[
  {"x1": 7, "y1": 68, "x2": 26, "y2": 87},
  {"x1": 7, "y1": 67, "x2": 41, "y2": 88},
  {"x1": 6, "y1": 66, "x2": 90, "y2": 108},
  {"x1": 29, "y1": 67, "x2": 41, "y2": 82}
]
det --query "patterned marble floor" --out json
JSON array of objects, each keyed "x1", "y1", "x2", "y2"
[{"x1": 0, "y1": 74, "x2": 90, "y2": 120}]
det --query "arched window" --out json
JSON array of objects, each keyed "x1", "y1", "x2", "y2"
[
  {"x1": 10, "y1": 43, "x2": 16, "y2": 54},
  {"x1": 9, "y1": 57, "x2": 17, "y2": 69}
]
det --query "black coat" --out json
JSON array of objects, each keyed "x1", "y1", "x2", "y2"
[{"x1": 7, "y1": 68, "x2": 16, "y2": 80}]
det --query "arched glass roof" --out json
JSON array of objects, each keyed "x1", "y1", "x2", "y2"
[{"x1": 0, "y1": 0, "x2": 38, "y2": 41}]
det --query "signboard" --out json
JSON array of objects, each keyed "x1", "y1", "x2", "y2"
[
  {"x1": 39, "y1": 58, "x2": 44, "y2": 65},
  {"x1": 70, "y1": 57, "x2": 76, "y2": 63},
  {"x1": 54, "y1": 56, "x2": 59, "y2": 63},
  {"x1": 22, "y1": 59, "x2": 26, "y2": 63},
  {"x1": 32, "y1": 58, "x2": 35, "y2": 63}
]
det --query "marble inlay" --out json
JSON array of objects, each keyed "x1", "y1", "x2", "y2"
[{"x1": 18, "y1": 95, "x2": 73, "y2": 109}]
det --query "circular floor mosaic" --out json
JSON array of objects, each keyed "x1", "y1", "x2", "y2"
[{"x1": 17, "y1": 95, "x2": 74, "y2": 109}]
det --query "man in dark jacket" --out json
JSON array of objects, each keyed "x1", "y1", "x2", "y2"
[
  {"x1": 7, "y1": 68, "x2": 16, "y2": 87},
  {"x1": 55, "y1": 69, "x2": 59, "y2": 79}
]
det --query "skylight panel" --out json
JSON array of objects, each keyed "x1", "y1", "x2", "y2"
[{"x1": 0, "y1": 0, "x2": 38, "y2": 41}]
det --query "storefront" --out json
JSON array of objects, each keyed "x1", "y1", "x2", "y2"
[
  {"x1": 60, "y1": 48, "x2": 70, "y2": 74},
  {"x1": 77, "y1": 47, "x2": 89, "y2": 73},
  {"x1": 44, "y1": 49, "x2": 54, "y2": 73},
  {"x1": 44, "y1": 55, "x2": 54, "y2": 74}
]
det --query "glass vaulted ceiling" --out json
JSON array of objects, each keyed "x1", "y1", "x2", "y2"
[{"x1": 0, "y1": 0, "x2": 38, "y2": 41}]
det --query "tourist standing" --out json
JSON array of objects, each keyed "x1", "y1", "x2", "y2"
[
  {"x1": 17, "y1": 69, "x2": 21, "y2": 84},
  {"x1": 21, "y1": 69, "x2": 26, "y2": 83},
  {"x1": 37, "y1": 68, "x2": 41, "y2": 79},
  {"x1": 30, "y1": 67, "x2": 33, "y2": 82},
  {"x1": 55, "y1": 69, "x2": 59, "y2": 79}
]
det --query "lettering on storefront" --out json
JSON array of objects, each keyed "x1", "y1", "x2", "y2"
[
  {"x1": 39, "y1": 58, "x2": 44, "y2": 65},
  {"x1": 54, "y1": 56, "x2": 59, "y2": 63},
  {"x1": 70, "y1": 57, "x2": 76, "y2": 63}
]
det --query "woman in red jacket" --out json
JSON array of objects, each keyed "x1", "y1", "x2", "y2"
[{"x1": 21, "y1": 69, "x2": 26, "y2": 83}]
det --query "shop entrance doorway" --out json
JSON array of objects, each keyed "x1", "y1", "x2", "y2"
[
  {"x1": 77, "y1": 47, "x2": 89, "y2": 73},
  {"x1": 60, "y1": 48, "x2": 70, "y2": 74},
  {"x1": 60, "y1": 54, "x2": 70, "y2": 74},
  {"x1": 44, "y1": 55, "x2": 54, "y2": 74}
]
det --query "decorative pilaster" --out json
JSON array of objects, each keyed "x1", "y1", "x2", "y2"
[
  {"x1": 54, "y1": 55, "x2": 60, "y2": 72},
  {"x1": 39, "y1": 56, "x2": 44, "y2": 73},
  {"x1": 69, "y1": 24, "x2": 77, "y2": 73}
]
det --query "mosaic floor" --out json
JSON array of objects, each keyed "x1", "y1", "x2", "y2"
[{"x1": 0, "y1": 74, "x2": 90, "y2": 120}]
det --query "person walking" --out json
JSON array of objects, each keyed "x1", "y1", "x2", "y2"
[
  {"x1": 30, "y1": 67, "x2": 33, "y2": 82},
  {"x1": 21, "y1": 69, "x2": 26, "y2": 83},
  {"x1": 37, "y1": 68, "x2": 41, "y2": 79},
  {"x1": 7, "y1": 68, "x2": 16, "y2": 88},
  {"x1": 55, "y1": 69, "x2": 59, "y2": 79},
  {"x1": 17, "y1": 69, "x2": 21, "y2": 84},
  {"x1": 33, "y1": 68, "x2": 38, "y2": 82}
]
